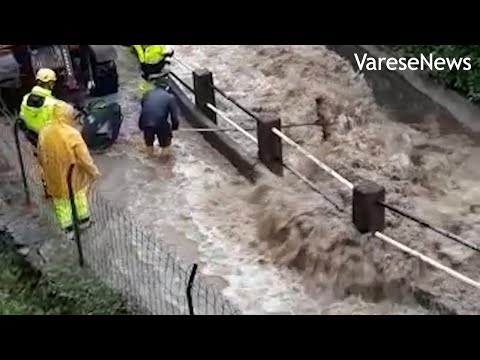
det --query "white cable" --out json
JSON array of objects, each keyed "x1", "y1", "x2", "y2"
[
  {"x1": 174, "y1": 56, "x2": 350, "y2": 191},
  {"x1": 172, "y1": 57, "x2": 195, "y2": 73},
  {"x1": 206, "y1": 103, "x2": 258, "y2": 144},
  {"x1": 271, "y1": 128, "x2": 354, "y2": 190},
  {"x1": 286, "y1": 164, "x2": 319, "y2": 191},
  {"x1": 374, "y1": 232, "x2": 480, "y2": 290},
  {"x1": 177, "y1": 127, "x2": 251, "y2": 133}
]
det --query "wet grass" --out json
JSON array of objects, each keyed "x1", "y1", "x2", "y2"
[{"x1": 0, "y1": 238, "x2": 130, "y2": 315}]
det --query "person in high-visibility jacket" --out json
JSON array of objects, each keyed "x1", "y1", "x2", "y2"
[
  {"x1": 20, "y1": 68, "x2": 65, "y2": 199},
  {"x1": 20, "y1": 68, "x2": 63, "y2": 149},
  {"x1": 132, "y1": 45, "x2": 174, "y2": 94},
  {"x1": 37, "y1": 102, "x2": 100, "y2": 238}
]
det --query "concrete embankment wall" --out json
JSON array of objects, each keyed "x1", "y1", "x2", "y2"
[{"x1": 169, "y1": 79, "x2": 267, "y2": 182}]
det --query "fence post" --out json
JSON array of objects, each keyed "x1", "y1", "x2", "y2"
[
  {"x1": 186, "y1": 263, "x2": 198, "y2": 315},
  {"x1": 257, "y1": 115, "x2": 283, "y2": 176},
  {"x1": 353, "y1": 180, "x2": 385, "y2": 234},
  {"x1": 67, "y1": 164, "x2": 84, "y2": 267},
  {"x1": 193, "y1": 69, "x2": 217, "y2": 124},
  {"x1": 13, "y1": 119, "x2": 31, "y2": 205}
]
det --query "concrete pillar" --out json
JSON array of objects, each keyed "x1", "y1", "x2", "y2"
[
  {"x1": 193, "y1": 69, "x2": 217, "y2": 124},
  {"x1": 257, "y1": 115, "x2": 283, "y2": 176},
  {"x1": 353, "y1": 180, "x2": 385, "y2": 234}
]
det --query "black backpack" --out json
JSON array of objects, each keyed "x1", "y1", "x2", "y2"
[{"x1": 81, "y1": 100, "x2": 123, "y2": 152}]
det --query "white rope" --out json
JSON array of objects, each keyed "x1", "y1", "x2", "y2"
[
  {"x1": 172, "y1": 57, "x2": 353, "y2": 190},
  {"x1": 286, "y1": 164, "x2": 320, "y2": 191},
  {"x1": 271, "y1": 128, "x2": 354, "y2": 190},
  {"x1": 177, "y1": 127, "x2": 252, "y2": 133},
  {"x1": 172, "y1": 57, "x2": 195, "y2": 73},
  {"x1": 374, "y1": 232, "x2": 480, "y2": 290},
  {"x1": 206, "y1": 103, "x2": 258, "y2": 144}
]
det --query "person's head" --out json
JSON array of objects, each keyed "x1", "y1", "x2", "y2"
[
  {"x1": 152, "y1": 77, "x2": 170, "y2": 92},
  {"x1": 52, "y1": 102, "x2": 75, "y2": 126},
  {"x1": 35, "y1": 68, "x2": 57, "y2": 90}
]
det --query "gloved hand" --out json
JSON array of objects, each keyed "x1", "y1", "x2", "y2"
[
  {"x1": 73, "y1": 104, "x2": 87, "y2": 115},
  {"x1": 91, "y1": 168, "x2": 101, "y2": 181}
]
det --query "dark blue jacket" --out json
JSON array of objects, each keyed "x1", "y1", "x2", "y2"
[{"x1": 139, "y1": 87, "x2": 180, "y2": 132}]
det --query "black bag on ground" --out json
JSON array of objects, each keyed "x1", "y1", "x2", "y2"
[{"x1": 81, "y1": 100, "x2": 123, "y2": 151}]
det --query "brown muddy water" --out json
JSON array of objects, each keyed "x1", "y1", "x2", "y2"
[
  {"x1": 169, "y1": 45, "x2": 480, "y2": 314},
  {"x1": 91, "y1": 48, "x2": 332, "y2": 315}
]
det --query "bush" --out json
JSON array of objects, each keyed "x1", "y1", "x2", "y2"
[
  {"x1": 36, "y1": 266, "x2": 130, "y2": 315},
  {"x1": 0, "y1": 240, "x2": 130, "y2": 315},
  {"x1": 389, "y1": 45, "x2": 480, "y2": 103}
]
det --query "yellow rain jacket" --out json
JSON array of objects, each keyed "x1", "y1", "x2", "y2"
[
  {"x1": 20, "y1": 86, "x2": 61, "y2": 134},
  {"x1": 37, "y1": 103, "x2": 100, "y2": 199}
]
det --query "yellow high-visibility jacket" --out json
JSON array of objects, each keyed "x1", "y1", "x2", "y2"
[
  {"x1": 20, "y1": 86, "x2": 61, "y2": 134},
  {"x1": 37, "y1": 108, "x2": 99, "y2": 199},
  {"x1": 132, "y1": 45, "x2": 172, "y2": 81},
  {"x1": 132, "y1": 45, "x2": 171, "y2": 64}
]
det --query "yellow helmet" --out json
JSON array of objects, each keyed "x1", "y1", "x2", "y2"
[{"x1": 36, "y1": 68, "x2": 57, "y2": 83}]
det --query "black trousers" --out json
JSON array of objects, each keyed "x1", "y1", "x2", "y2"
[{"x1": 143, "y1": 127, "x2": 172, "y2": 148}]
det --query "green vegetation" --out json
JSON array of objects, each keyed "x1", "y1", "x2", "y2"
[
  {"x1": 389, "y1": 45, "x2": 480, "y2": 103},
  {"x1": 0, "y1": 239, "x2": 130, "y2": 315}
]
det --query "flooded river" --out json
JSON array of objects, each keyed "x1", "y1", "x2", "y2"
[{"x1": 30, "y1": 45, "x2": 478, "y2": 315}]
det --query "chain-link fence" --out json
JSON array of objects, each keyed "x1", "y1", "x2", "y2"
[{"x1": 0, "y1": 113, "x2": 240, "y2": 315}]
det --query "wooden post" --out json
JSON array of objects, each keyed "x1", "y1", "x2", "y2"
[
  {"x1": 257, "y1": 115, "x2": 283, "y2": 176},
  {"x1": 353, "y1": 180, "x2": 385, "y2": 234},
  {"x1": 193, "y1": 69, "x2": 217, "y2": 124}
]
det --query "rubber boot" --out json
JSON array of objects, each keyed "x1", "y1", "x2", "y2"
[
  {"x1": 64, "y1": 226, "x2": 75, "y2": 241},
  {"x1": 160, "y1": 146, "x2": 171, "y2": 157},
  {"x1": 141, "y1": 145, "x2": 155, "y2": 156},
  {"x1": 79, "y1": 217, "x2": 92, "y2": 231}
]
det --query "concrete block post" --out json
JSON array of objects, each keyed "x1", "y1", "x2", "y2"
[
  {"x1": 193, "y1": 69, "x2": 217, "y2": 124},
  {"x1": 257, "y1": 115, "x2": 283, "y2": 176},
  {"x1": 353, "y1": 180, "x2": 386, "y2": 234}
]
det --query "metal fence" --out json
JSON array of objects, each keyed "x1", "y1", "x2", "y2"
[{"x1": 0, "y1": 112, "x2": 240, "y2": 315}]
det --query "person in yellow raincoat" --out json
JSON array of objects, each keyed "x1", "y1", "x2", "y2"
[{"x1": 37, "y1": 102, "x2": 100, "y2": 237}]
